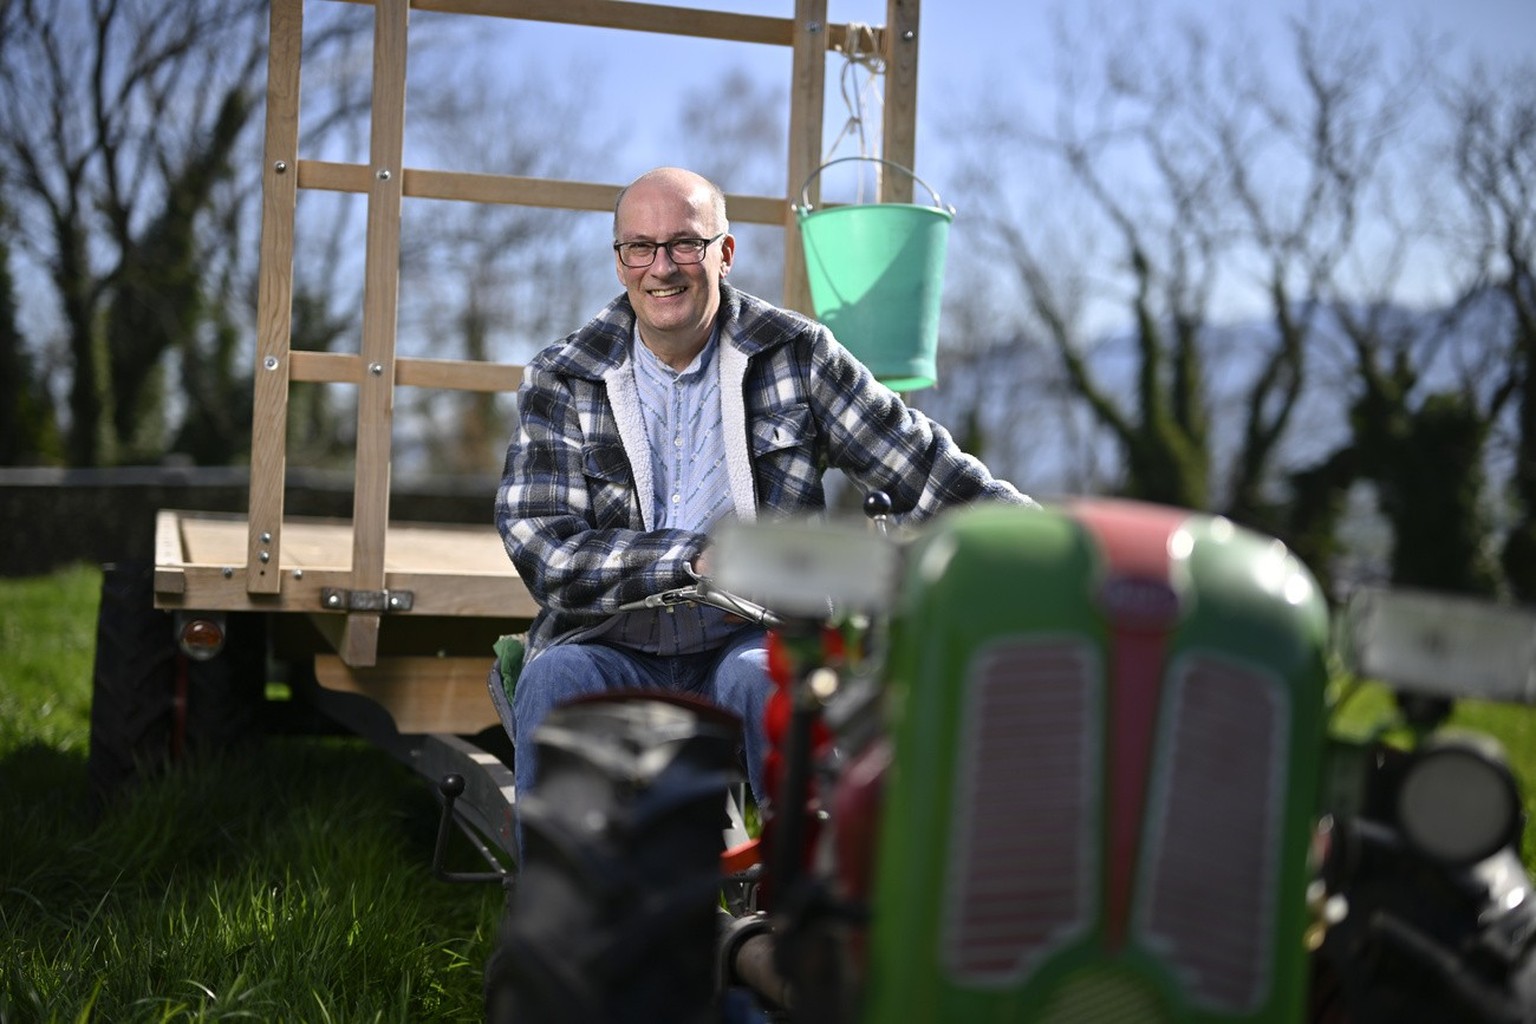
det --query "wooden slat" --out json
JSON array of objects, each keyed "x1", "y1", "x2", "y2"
[
  {"x1": 297, "y1": 159, "x2": 372, "y2": 192},
  {"x1": 783, "y1": 0, "x2": 828, "y2": 314},
  {"x1": 299, "y1": 162, "x2": 788, "y2": 225},
  {"x1": 157, "y1": 564, "x2": 539, "y2": 619},
  {"x1": 881, "y1": 0, "x2": 920, "y2": 204},
  {"x1": 154, "y1": 510, "x2": 188, "y2": 595},
  {"x1": 248, "y1": 0, "x2": 304, "y2": 595},
  {"x1": 314, "y1": 654, "x2": 504, "y2": 734},
  {"x1": 288, "y1": 351, "x2": 523, "y2": 392},
  {"x1": 408, "y1": 169, "x2": 789, "y2": 225},
  {"x1": 408, "y1": 168, "x2": 619, "y2": 211},
  {"x1": 396, "y1": 357, "x2": 523, "y2": 392},
  {"x1": 346, "y1": 0, "x2": 411, "y2": 668},
  {"x1": 171, "y1": 513, "x2": 509, "y2": 575},
  {"x1": 290, "y1": 350, "x2": 363, "y2": 383},
  {"x1": 332, "y1": 0, "x2": 879, "y2": 53}
]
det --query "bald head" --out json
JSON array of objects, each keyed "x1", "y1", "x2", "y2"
[{"x1": 613, "y1": 167, "x2": 728, "y2": 239}]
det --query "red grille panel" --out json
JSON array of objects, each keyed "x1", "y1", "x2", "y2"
[
  {"x1": 1137, "y1": 655, "x2": 1287, "y2": 1012},
  {"x1": 944, "y1": 639, "x2": 1100, "y2": 983}
]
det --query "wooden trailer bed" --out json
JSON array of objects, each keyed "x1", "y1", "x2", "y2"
[
  {"x1": 153, "y1": 509, "x2": 536, "y2": 735},
  {"x1": 152, "y1": 509, "x2": 534, "y2": 619}
]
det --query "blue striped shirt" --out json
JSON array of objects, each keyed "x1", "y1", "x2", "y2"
[{"x1": 599, "y1": 328, "x2": 738, "y2": 654}]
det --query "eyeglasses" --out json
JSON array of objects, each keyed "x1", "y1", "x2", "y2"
[{"x1": 613, "y1": 233, "x2": 724, "y2": 268}]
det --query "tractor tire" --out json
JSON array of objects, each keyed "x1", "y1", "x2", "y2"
[
  {"x1": 87, "y1": 561, "x2": 176, "y2": 804},
  {"x1": 484, "y1": 695, "x2": 741, "y2": 1024}
]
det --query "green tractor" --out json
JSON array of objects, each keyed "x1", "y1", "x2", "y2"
[{"x1": 486, "y1": 497, "x2": 1536, "y2": 1023}]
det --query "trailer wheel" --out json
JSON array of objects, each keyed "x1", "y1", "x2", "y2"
[
  {"x1": 484, "y1": 695, "x2": 740, "y2": 1024},
  {"x1": 87, "y1": 561, "x2": 175, "y2": 803},
  {"x1": 86, "y1": 562, "x2": 266, "y2": 805},
  {"x1": 182, "y1": 609, "x2": 266, "y2": 756}
]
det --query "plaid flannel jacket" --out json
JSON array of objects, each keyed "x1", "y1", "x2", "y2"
[{"x1": 495, "y1": 284, "x2": 1030, "y2": 660}]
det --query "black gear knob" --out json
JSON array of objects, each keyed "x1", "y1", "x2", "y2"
[{"x1": 863, "y1": 490, "x2": 892, "y2": 521}]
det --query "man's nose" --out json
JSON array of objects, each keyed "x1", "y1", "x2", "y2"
[{"x1": 648, "y1": 245, "x2": 680, "y2": 272}]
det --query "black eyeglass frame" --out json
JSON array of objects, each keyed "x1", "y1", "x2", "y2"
[{"x1": 612, "y1": 233, "x2": 725, "y2": 268}]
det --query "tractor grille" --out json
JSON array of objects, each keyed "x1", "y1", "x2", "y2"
[
  {"x1": 1137, "y1": 655, "x2": 1286, "y2": 1012},
  {"x1": 1039, "y1": 966, "x2": 1173, "y2": 1023},
  {"x1": 944, "y1": 638, "x2": 1100, "y2": 983}
]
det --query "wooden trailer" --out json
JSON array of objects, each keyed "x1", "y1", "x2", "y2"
[{"x1": 144, "y1": 0, "x2": 926, "y2": 860}]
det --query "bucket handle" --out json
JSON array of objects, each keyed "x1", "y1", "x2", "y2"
[{"x1": 795, "y1": 156, "x2": 954, "y2": 215}]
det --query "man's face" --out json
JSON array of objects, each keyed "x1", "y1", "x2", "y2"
[{"x1": 614, "y1": 176, "x2": 734, "y2": 353}]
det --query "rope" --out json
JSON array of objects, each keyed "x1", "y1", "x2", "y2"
[{"x1": 822, "y1": 22, "x2": 887, "y2": 204}]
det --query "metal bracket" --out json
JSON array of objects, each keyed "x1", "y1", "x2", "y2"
[{"x1": 319, "y1": 587, "x2": 414, "y2": 612}]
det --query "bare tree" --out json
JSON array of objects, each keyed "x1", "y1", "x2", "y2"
[
  {"x1": 0, "y1": 0, "x2": 367, "y2": 467},
  {"x1": 394, "y1": 42, "x2": 618, "y2": 476},
  {"x1": 0, "y1": 200, "x2": 61, "y2": 463},
  {"x1": 675, "y1": 68, "x2": 789, "y2": 304},
  {"x1": 1436, "y1": 61, "x2": 1536, "y2": 598},
  {"x1": 948, "y1": 6, "x2": 1421, "y2": 521},
  {"x1": 0, "y1": 0, "x2": 265, "y2": 463},
  {"x1": 1276, "y1": 51, "x2": 1531, "y2": 598}
]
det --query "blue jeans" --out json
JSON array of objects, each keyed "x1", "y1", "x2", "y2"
[{"x1": 511, "y1": 626, "x2": 771, "y2": 807}]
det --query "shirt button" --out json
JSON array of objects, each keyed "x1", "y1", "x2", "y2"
[
  {"x1": 672, "y1": 494, "x2": 681, "y2": 504},
  {"x1": 674, "y1": 436, "x2": 683, "y2": 447}
]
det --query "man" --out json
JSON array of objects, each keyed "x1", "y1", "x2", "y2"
[{"x1": 493, "y1": 166, "x2": 1032, "y2": 805}]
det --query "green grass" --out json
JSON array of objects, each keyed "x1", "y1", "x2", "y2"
[{"x1": 0, "y1": 565, "x2": 501, "y2": 1023}]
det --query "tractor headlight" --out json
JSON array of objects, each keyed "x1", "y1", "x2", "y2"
[{"x1": 1396, "y1": 734, "x2": 1522, "y2": 866}]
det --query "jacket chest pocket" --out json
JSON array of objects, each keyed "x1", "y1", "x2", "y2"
[
  {"x1": 583, "y1": 443, "x2": 638, "y2": 529},
  {"x1": 751, "y1": 404, "x2": 813, "y2": 455},
  {"x1": 750, "y1": 404, "x2": 819, "y2": 505}
]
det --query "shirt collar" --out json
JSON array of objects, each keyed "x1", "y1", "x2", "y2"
[{"x1": 632, "y1": 324, "x2": 719, "y2": 381}]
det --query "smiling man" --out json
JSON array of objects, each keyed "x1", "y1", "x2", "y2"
[{"x1": 493, "y1": 166, "x2": 1031, "y2": 815}]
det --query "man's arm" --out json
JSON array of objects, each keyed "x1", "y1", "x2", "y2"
[
  {"x1": 805, "y1": 327, "x2": 1035, "y2": 521},
  {"x1": 495, "y1": 362, "x2": 706, "y2": 615}
]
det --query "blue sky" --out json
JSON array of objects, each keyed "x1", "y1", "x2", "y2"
[
  {"x1": 434, "y1": 0, "x2": 1536, "y2": 189},
  {"x1": 395, "y1": 0, "x2": 1534, "y2": 329}
]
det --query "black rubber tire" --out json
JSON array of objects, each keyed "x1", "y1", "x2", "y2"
[
  {"x1": 181, "y1": 609, "x2": 266, "y2": 757},
  {"x1": 86, "y1": 561, "x2": 176, "y2": 804},
  {"x1": 484, "y1": 695, "x2": 741, "y2": 1024},
  {"x1": 86, "y1": 562, "x2": 267, "y2": 806}
]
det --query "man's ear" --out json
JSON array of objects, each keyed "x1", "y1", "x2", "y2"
[{"x1": 719, "y1": 233, "x2": 736, "y2": 278}]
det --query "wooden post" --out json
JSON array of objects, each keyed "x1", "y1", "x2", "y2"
[
  {"x1": 783, "y1": 0, "x2": 828, "y2": 315},
  {"x1": 881, "y1": 0, "x2": 920, "y2": 203},
  {"x1": 343, "y1": 0, "x2": 410, "y2": 667},
  {"x1": 247, "y1": 0, "x2": 303, "y2": 595}
]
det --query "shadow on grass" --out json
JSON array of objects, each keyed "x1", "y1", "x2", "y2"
[{"x1": 0, "y1": 737, "x2": 501, "y2": 1023}]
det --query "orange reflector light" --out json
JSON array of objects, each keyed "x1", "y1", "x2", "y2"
[{"x1": 178, "y1": 617, "x2": 226, "y2": 660}]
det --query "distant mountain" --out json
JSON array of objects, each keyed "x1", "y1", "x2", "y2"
[{"x1": 912, "y1": 291, "x2": 1515, "y2": 506}]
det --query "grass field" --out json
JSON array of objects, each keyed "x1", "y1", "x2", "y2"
[{"x1": 0, "y1": 565, "x2": 501, "y2": 1023}]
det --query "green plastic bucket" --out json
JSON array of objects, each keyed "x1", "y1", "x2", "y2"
[{"x1": 796, "y1": 158, "x2": 954, "y2": 391}]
